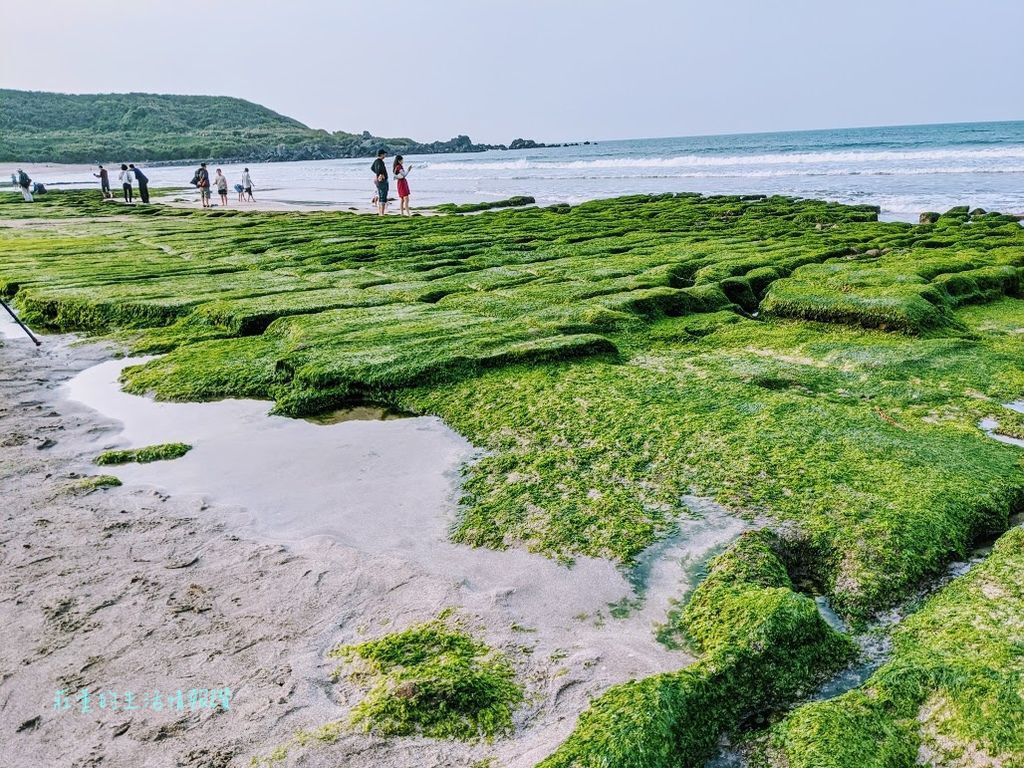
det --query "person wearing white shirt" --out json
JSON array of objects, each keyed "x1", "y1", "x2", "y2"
[
  {"x1": 241, "y1": 168, "x2": 254, "y2": 202},
  {"x1": 117, "y1": 164, "x2": 133, "y2": 203}
]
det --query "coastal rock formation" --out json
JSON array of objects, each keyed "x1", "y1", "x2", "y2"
[{"x1": 3, "y1": 190, "x2": 1022, "y2": 767}]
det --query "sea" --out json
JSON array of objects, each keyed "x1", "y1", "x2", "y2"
[{"x1": 15, "y1": 120, "x2": 1024, "y2": 222}]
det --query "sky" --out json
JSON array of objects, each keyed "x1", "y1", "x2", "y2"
[{"x1": 3, "y1": 0, "x2": 1022, "y2": 144}]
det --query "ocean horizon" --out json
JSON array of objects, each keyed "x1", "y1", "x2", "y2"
[{"x1": 13, "y1": 119, "x2": 1024, "y2": 222}]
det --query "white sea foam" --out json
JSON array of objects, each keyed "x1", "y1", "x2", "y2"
[{"x1": 425, "y1": 146, "x2": 1024, "y2": 173}]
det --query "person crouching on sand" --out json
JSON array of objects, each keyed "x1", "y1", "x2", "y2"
[
  {"x1": 118, "y1": 164, "x2": 133, "y2": 203},
  {"x1": 371, "y1": 149, "x2": 389, "y2": 215},
  {"x1": 214, "y1": 169, "x2": 229, "y2": 206},
  {"x1": 394, "y1": 155, "x2": 412, "y2": 216}
]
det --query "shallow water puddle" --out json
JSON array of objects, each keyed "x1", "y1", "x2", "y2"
[
  {"x1": 63, "y1": 357, "x2": 747, "y2": 668},
  {"x1": 705, "y1": 512, "x2": 1024, "y2": 768},
  {"x1": 808, "y1": 508, "x2": 1024, "y2": 705},
  {"x1": 979, "y1": 400, "x2": 1024, "y2": 448}
]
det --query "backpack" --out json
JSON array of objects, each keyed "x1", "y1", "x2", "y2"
[
  {"x1": 18, "y1": 171, "x2": 30, "y2": 187},
  {"x1": 190, "y1": 170, "x2": 201, "y2": 186}
]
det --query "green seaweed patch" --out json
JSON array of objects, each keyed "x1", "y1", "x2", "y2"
[
  {"x1": 94, "y1": 442, "x2": 192, "y2": 465},
  {"x1": 764, "y1": 525, "x2": 1024, "y2": 768},
  {"x1": 540, "y1": 530, "x2": 855, "y2": 768},
  {"x1": 5, "y1": 193, "x2": 1024, "y2": 627},
  {"x1": 328, "y1": 618, "x2": 523, "y2": 741},
  {"x1": 70, "y1": 474, "x2": 123, "y2": 493},
  {"x1": 989, "y1": 409, "x2": 1024, "y2": 441},
  {"x1": 435, "y1": 196, "x2": 537, "y2": 214}
]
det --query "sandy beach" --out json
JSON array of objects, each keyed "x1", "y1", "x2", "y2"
[
  {"x1": 0, "y1": 316, "x2": 720, "y2": 767},
  {"x1": 156, "y1": 190, "x2": 369, "y2": 214}
]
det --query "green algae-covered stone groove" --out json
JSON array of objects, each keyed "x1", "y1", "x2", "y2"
[{"x1": 2, "y1": 190, "x2": 1022, "y2": 766}]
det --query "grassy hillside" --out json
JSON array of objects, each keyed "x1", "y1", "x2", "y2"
[{"x1": 0, "y1": 89, "x2": 495, "y2": 163}]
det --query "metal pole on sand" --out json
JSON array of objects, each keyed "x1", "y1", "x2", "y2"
[{"x1": 0, "y1": 297, "x2": 41, "y2": 346}]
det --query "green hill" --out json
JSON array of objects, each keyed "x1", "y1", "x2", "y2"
[{"x1": 0, "y1": 89, "x2": 499, "y2": 163}]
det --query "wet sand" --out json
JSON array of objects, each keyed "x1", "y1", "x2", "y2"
[
  {"x1": 156, "y1": 190, "x2": 436, "y2": 215},
  {"x1": 0, "y1": 314, "x2": 745, "y2": 767}
]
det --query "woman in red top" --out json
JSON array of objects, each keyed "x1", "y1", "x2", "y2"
[{"x1": 393, "y1": 155, "x2": 412, "y2": 216}]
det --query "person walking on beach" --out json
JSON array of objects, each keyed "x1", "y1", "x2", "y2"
[
  {"x1": 15, "y1": 169, "x2": 33, "y2": 202},
  {"x1": 93, "y1": 165, "x2": 111, "y2": 198},
  {"x1": 241, "y1": 167, "x2": 254, "y2": 202},
  {"x1": 118, "y1": 164, "x2": 134, "y2": 203},
  {"x1": 371, "y1": 149, "x2": 389, "y2": 215},
  {"x1": 393, "y1": 155, "x2": 412, "y2": 216},
  {"x1": 214, "y1": 169, "x2": 229, "y2": 206},
  {"x1": 130, "y1": 164, "x2": 150, "y2": 203},
  {"x1": 192, "y1": 163, "x2": 211, "y2": 208}
]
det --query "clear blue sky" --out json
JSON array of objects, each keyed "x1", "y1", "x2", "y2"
[{"x1": 3, "y1": 0, "x2": 1022, "y2": 143}]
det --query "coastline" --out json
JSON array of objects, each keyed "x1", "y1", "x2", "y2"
[{"x1": 9, "y1": 120, "x2": 1024, "y2": 221}]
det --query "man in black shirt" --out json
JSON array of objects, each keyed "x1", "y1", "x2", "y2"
[
  {"x1": 130, "y1": 164, "x2": 150, "y2": 203},
  {"x1": 94, "y1": 165, "x2": 111, "y2": 198},
  {"x1": 194, "y1": 163, "x2": 211, "y2": 208},
  {"x1": 371, "y1": 149, "x2": 388, "y2": 215}
]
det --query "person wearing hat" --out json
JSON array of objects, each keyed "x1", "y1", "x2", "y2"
[{"x1": 371, "y1": 149, "x2": 389, "y2": 215}]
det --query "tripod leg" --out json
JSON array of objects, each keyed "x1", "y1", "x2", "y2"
[{"x1": 0, "y1": 298, "x2": 41, "y2": 346}]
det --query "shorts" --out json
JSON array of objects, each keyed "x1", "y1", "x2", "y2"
[
  {"x1": 200, "y1": 187, "x2": 211, "y2": 199},
  {"x1": 244, "y1": 187, "x2": 252, "y2": 194},
  {"x1": 218, "y1": 187, "x2": 228, "y2": 195},
  {"x1": 376, "y1": 181, "x2": 389, "y2": 201}
]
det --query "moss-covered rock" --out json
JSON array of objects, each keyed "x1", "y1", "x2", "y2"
[
  {"x1": 434, "y1": 196, "x2": 536, "y2": 214},
  {"x1": 94, "y1": 442, "x2": 192, "y2": 465},
  {"x1": 328, "y1": 618, "x2": 523, "y2": 741},
  {"x1": 540, "y1": 531, "x2": 855, "y2": 768},
  {"x1": 764, "y1": 526, "x2": 1024, "y2": 768},
  {"x1": 70, "y1": 474, "x2": 123, "y2": 493}
]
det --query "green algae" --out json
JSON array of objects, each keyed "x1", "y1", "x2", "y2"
[
  {"x1": 403, "y1": 314, "x2": 1024, "y2": 620},
  {"x1": 94, "y1": 442, "x2": 192, "y2": 465},
  {"x1": 4, "y1": 190, "x2": 1023, "y2": 621},
  {"x1": 539, "y1": 530, "x2": 854, "y2": 768},
  {"x1": 70, "y1": 474, "x2": 123, "y2": 493},
  {"x1": 328, "y1": 618, "x2": 523, "y2": 741},
  {"x1": 762, "y1": 525, "x2": 1024, "y2": 768},
  {"x1": 250, "y1": 617, "x2": 523, "y2": 764},
  {"x1": 434, "y1": 196, "x2": 537, "y2": 214},
  {"x1": 3, "y1": 189, "x2": 1024, "y2": 764}
]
